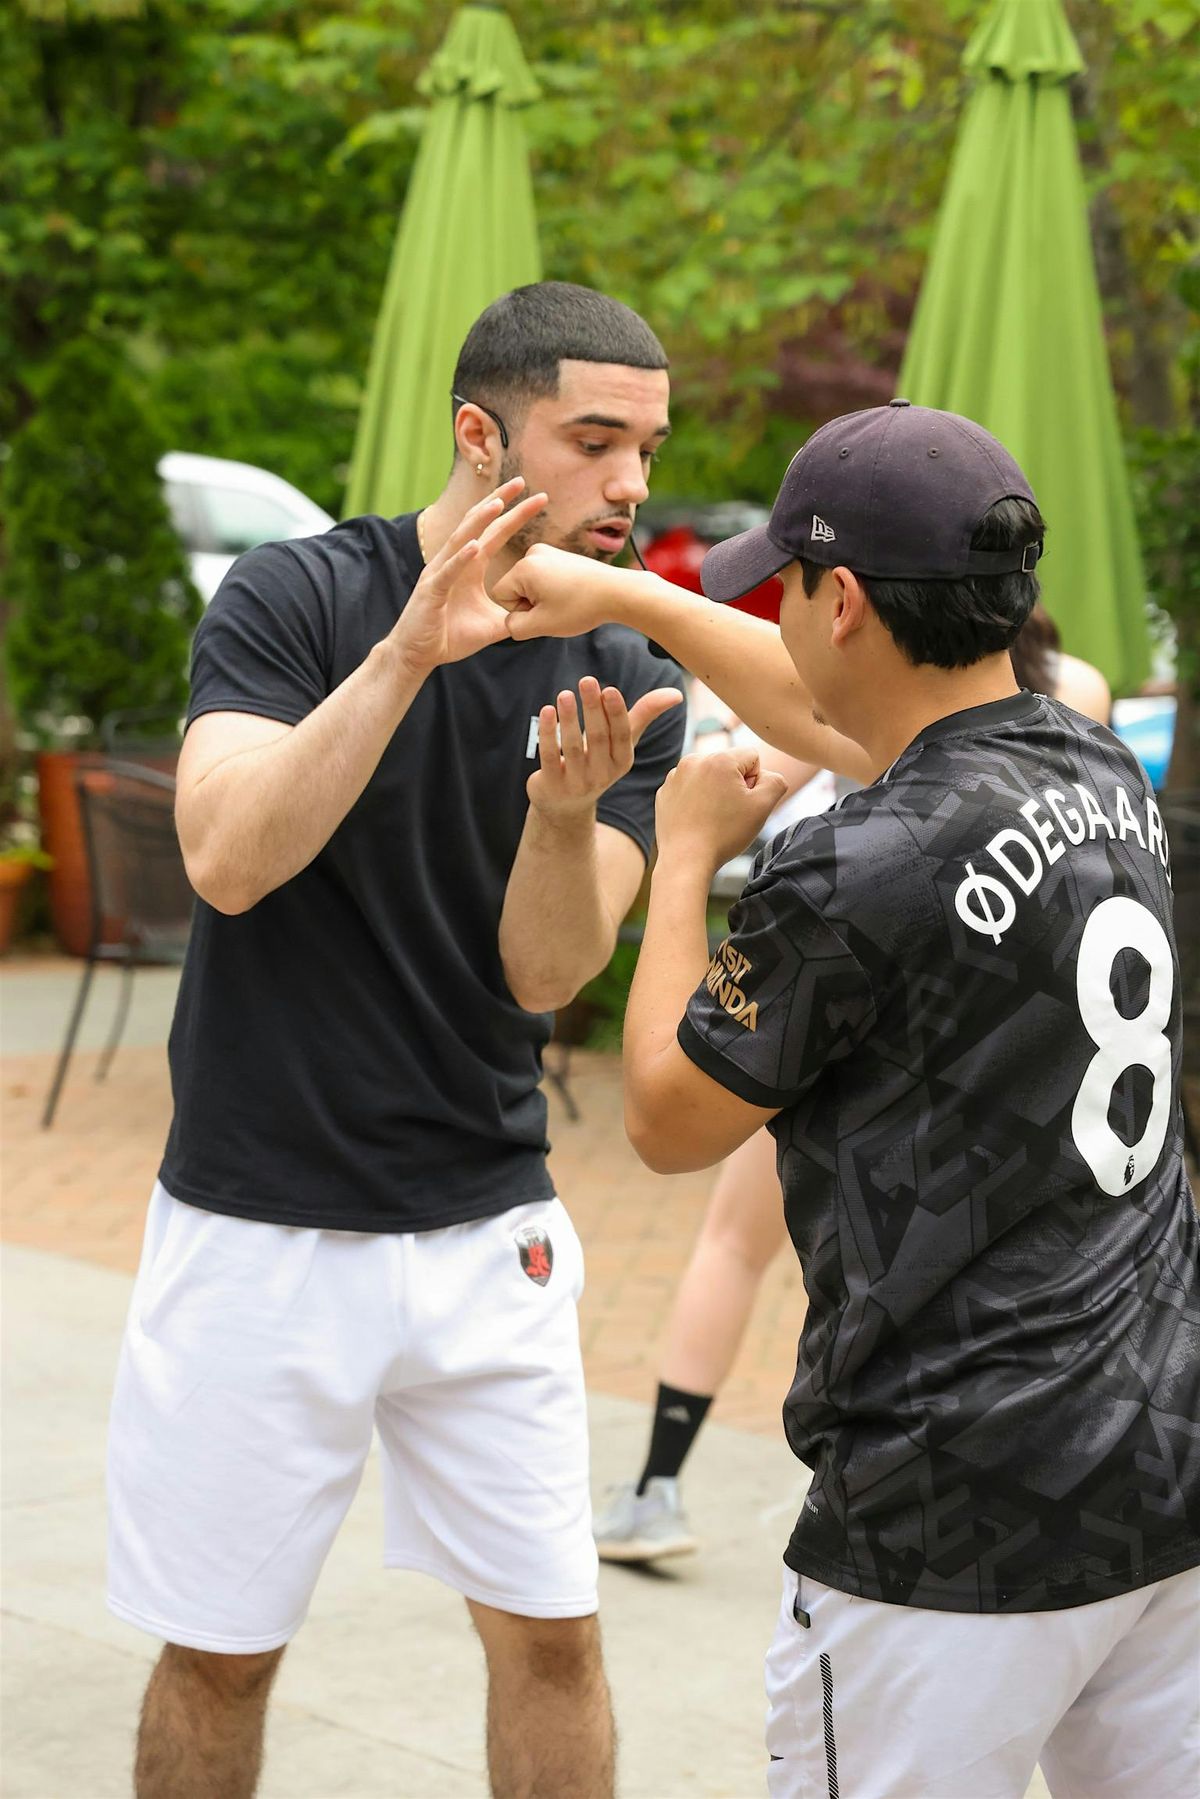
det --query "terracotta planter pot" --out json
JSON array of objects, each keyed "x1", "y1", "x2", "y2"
[
  {"x1": 0, "y1": 859, "x2": 35, "y2": 957},
  {"x1": 35, "y1": 749, "x2": 98, "y2": 958}
]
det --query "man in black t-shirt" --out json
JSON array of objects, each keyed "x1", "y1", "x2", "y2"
[
  {"x1": 499, "y1": 404, "x2": 1199, "y2": 1797},
  {"x1": 107, "y1": 285, "x2": 690, "y2": 1799}
]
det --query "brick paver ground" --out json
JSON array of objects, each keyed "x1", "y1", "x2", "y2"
[{"x1": 1, "y1": 1017, "x2": 806, "y2": 1440}]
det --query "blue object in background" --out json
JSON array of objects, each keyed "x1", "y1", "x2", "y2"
[{"x1": 1111, "y1": 696, "x2": 1177, "y2": 792}]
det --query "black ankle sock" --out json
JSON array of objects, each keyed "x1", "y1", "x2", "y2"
[{"x1": 636, "y1": 1383, "x2": 713, "y2": 1494}]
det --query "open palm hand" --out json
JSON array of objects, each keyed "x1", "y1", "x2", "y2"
[{"x1": 527, "y1": 677, "x2": 684, "y2": 818}]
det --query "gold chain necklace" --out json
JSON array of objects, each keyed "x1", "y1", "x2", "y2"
[{"x1": 416, "y1": 508, "x2": 429, "y2": 565}]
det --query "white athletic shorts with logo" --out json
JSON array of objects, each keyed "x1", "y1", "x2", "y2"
[
  {"x1": 108, "y1": 1184, "x2": 598, "y2": 1654},
  {"x1": 765, "y1": 1563, "x2": 1200, "y2": 1798}
]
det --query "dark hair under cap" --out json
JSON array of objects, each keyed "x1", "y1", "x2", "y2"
[{"x1": 798, "y1": 493, "x2": 1045, "y2": 670}]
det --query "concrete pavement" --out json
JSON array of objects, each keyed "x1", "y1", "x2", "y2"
[
  {"x1": 4, "y1": 1240, "x2": 812, "y2": 1797},
  {"x1": 0, "y1": 958, "x2": 183, "y2": 1058},
  {"x1": 1, "y1": 956, "x2": 1051, "y2": 1796}
]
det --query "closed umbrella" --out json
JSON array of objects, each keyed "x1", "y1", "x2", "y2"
[
  {"x1": 344, "y1": 6, "x2": 541, "y2": 518},
  {"x1": 899, "y1": 0, "x2": 1150, "y2": 692}
]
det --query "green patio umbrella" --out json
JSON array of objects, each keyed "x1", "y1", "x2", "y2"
[
  {"x1": 344, "y1": 6, "x2": 541, "y2": 518},
  {"x1": 899, "y1": 0, "x2": 1150, "y2": 692}
]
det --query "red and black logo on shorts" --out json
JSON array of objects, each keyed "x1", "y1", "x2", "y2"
[{"x1": 514, "y1": 1224, "x2": 553, "y2": 1286}]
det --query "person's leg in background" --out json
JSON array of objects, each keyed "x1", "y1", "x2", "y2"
[
  {"x1": 469, "y1": 1603, "x2": 613, "y2": 1799},
  {"x1": 658, "y1": 1124, "x2": 789, "y2": 1409},
  {"x1": 595, "y1": 1127, "x2": 791, "y2": 1561}
]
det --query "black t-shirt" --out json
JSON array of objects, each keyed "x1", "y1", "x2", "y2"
[
  {"x1": 160, "y1": 513, "x2": 685, "y2": 1232},
  {"x1": 681, "y1": 692, "x2": 1200, "y2": 1613}
]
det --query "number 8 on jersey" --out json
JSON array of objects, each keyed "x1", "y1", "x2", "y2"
[{"x1": 1071, "y1": 896, "x2": 1174, "y2": 1197}]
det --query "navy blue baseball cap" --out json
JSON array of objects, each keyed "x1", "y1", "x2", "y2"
[{"x1": 700, "y1": 401, "x2": 1043, "y2": 602}]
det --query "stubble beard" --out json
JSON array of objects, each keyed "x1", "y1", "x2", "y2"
[{"x1": 498, "y1": 452, "x2": 625, "y2": 564}]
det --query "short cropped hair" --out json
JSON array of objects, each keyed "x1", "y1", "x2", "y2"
[
  {"x1": 451, "y1": 282, "x2": 668, "y2": 435},
  {"x1": 801, "y1": 496, "x2": 1045, "y2": 669}
]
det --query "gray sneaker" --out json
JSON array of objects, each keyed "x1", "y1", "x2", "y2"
[{"x1": 593, "y1": 1477, "x2": 698, "y2": 1563}]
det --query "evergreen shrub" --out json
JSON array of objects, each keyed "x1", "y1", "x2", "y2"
[{"x1": 6, "y1": 339, "x2": 202, "y2": 744}]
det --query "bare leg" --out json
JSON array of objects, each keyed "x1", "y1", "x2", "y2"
[
  {"x1": 468, "y1": 1602, "x2": 613, "y2": 1799},
  {"x1": 135, "y1": 1643, "x2": 285, "y2": 1799},
  {"x1": 660, "y1": 1126, "x2": 790, "y2": 1396}
]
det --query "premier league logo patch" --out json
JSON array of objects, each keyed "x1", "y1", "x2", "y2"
[{"x1": 515, "y1": 1224, "x2": 553, "y2": 1286}]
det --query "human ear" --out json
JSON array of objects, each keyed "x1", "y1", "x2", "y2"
[
  {"x1": 830, "y1": 567, "x2": 869, "y2": 645},
  {"x1": 453, "y1": 404, "x2": 502, "y2": 471}
]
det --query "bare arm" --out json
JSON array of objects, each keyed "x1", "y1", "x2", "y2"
[
  {"x1": 177, "y1": 653, "x2": 420, "y2": 914},
  {"x1": 623, "y1": 751, "x2": 783, "y2": 1172},
  {"x1": 496, "y1": 551, "x2": 875, "y2": 783},
  {"x1": 501, "y1": 814, "x2": 645, "y2": 1012},
  {"x1": 177, "y1": 481, "x2": 548, "y2": 914},
  {"x1": 500, "y1": 677, "x2": 682, "y2": 1012}
]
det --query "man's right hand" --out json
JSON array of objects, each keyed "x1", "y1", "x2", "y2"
[
  {"x1": 495, "y1": 544, "x2": 653, "y2": 641},
  {"x1": 654, "y1": 749, "x2": 788, "y2": 874},
  {"x1": 392, "y1": 479, "x2": 548, "y2": 676}
]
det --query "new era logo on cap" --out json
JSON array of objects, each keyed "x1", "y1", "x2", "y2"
[{"x1": 811, "y1": 515, "x2": 836, "y2": 543}]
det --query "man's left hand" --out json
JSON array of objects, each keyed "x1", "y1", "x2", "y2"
[{"x1": 527, "y1": 677, "x2": 683, "y2": 820}]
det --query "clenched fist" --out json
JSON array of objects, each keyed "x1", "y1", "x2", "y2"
[
  {"x1": 495, "y1": 543, "x2": 653, "y2": 641},
  {"x1": 655, "y1": 750, "x2": 788, "y2": 872}
]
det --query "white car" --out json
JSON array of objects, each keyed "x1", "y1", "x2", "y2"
[{"x1": 159, "y1": 452, "x2": 336, "y2": 603}]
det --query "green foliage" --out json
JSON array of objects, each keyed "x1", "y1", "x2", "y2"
[
  {"x1": 5, "y1": 337, "x2": 202, "y2": 744},
  {"x1": 525, "y1": 0, "x2": 966, "y2": 469},
  {"x1": 579, "y1": 911, "x2": 733, "y2": 1049},
  {"x1": 1132, "y1": 428, "x2": 1200, "y2": 658},
  {"x1": 1, "y1": 0, "x2": 424, "y2": 476},
  {"x1": 0, "y1": 844, "x2": 54, "y2": 869},
  {"x1": 1070, "y1": 1, "x2": 1200, "y2": 432},
  {"x1": 1131, "y1": 421, "x2": 1200, "y2": 788},
  {"x1": 1128, "y1": 247, "x2": 1200, "y2": 732},
  {"x1": 1, "y1": 0, "x2": 1195, "y2": 514},
  {"x1": 144, "y1": 334, "x2": 362, "y2": 517},
  {"x1": 579, "y1": 935, "x2": 642, "y2": 1051}
]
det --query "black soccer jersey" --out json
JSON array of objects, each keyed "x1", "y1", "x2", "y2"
[{"x1": 680, "y1": 691, "x2": 1200, "y2": 1613}]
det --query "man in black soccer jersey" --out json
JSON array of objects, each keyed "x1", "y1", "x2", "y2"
[
  {"x1": 499, "y1": 402, "x2": 1200, "y2": 1797},
  {"x1": 107, "y1": 284, "x2": 704, "y2": 1799}
]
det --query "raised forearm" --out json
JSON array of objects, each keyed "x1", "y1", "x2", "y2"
[
  {"x1": 608, "y1": 574, "x2": 873, "y2": 781},
  {"x1": 179, "y1": 639, "x2": 424, "y2": 912},
  {"x1": 499, "y1": 807, "x2": 618, "y2": 1013},
  {"x1": 623, "y1": 852, "x2": 712, "y2": 1143}
]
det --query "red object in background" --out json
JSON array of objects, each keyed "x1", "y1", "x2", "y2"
[{"x1": 642, "y1": 525, "x2": 783, "y2": 623}]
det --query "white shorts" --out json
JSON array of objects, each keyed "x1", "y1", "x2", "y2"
[
  {"x1": 108, "y1": 1184, "x2": 598, "y2": 1654},
  {"x1": 765, "y1": 1564, "x2": 1200, "y2": 1798}
]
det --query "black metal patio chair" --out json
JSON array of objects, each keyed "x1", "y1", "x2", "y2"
[
  {"x1": 42, "y1": 761, "x2": 193, "y2": 1129},
  {"x1": 99, "y1": 706, "x2": 183, "y2": 771}
]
